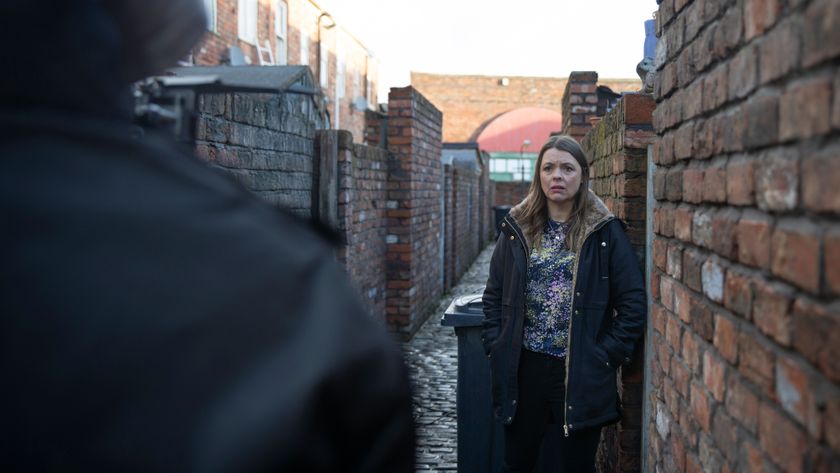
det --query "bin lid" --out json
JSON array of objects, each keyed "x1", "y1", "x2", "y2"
[{"x1": 441, "y1": 293, "x2": 485, "y2": 327}]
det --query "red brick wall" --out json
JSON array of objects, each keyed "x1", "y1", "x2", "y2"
[
  {"x1": 385, "y1": 86, "x2": 444, "y2": 338},
  {"x1": 649, "y1": 0, "x2": 840, "y2": 471},
  {"x1": 562, "y1": 71, "x2": 601, "y2": 142},
  {"x1": 411, "y1": 73, "x2": 641, "y2": 143},
  {"x1": 580, "y1": 93, "x2": 656, "y2": 473},
  {"x1": 492, "y1": 181, "x2": 530, "y2": 207},
  {"x1": 334, "y1": 132, "x2": 390, "y2": 318}
]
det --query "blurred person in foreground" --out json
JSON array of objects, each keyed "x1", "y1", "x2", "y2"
[{"x1": 0, "y1": 0, "x2": 414, "y2": 471}]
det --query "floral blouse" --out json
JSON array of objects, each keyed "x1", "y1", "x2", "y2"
[{"x1": 523, "y1": 219, "x2": 576, "y2": 358}]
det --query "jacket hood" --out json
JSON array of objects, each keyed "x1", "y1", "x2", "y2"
[
  {"x1": 0, "y1": 0, "x2": 205, "y2": 121},
  {"x1": 507, "y1": 189, "x2": 614, "y2": 252}
]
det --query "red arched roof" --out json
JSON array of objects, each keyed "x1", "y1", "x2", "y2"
[{"x1": 475, "y1": 107, "x2": 564, "y2": 153}]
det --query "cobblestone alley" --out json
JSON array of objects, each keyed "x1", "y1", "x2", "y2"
[{"x1": 404, "y1": 244, "x2": 494, "y2": 471}]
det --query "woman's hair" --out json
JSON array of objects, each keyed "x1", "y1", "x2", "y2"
[{"x1": 516, "y1": 134, "x2": 593, "y2": 252}]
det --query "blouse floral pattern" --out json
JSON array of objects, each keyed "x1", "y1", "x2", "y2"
[{"x1": 523, "y1": 219, "x2": 576, "y2": 358}]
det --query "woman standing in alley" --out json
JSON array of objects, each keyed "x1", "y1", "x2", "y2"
[{"x1": 482, "y1": 134, "x2": 646, "y2": 472}]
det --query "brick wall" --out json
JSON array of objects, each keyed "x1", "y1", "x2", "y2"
[
  {"x1": 492, "y1": 181, "x2": 531, "y2": 207},
  {"x1": 385, "y1": 86, "x2": 444, "y2": 337},
  {"x1": 411, "y1": 72, "x2": 641, "y2": 143},
  {"x1": 194, "y1": 91, "x2": 319, "y2": 217},
  {"x1": 452, "y1": 165, "x2": 481, "y2": 283},
  {"x1": 562, "y1": 71, "x2": 601, "y2": 143},
  {"x1": 649, "y1": 0, "x2": 840, "y2": 471},
  {"x1": 579, "y1": 93, "x2": 656, "y2": 473},
  {"x1": 334, "y1": 131, "x2": 389, "y2": 318}
]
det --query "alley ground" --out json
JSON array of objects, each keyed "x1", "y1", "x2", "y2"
[{"x1": 404, "y1": 243, "x2": 494, "y2": 471}]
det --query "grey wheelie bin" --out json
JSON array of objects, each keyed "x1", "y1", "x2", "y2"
[{"x1": 441, "y1": 292, "x2": 568, "y2": 473}]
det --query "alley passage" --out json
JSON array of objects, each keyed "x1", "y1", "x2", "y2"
[{"x1": 404, "y1": 244, "x2": 494, "y2": 471}]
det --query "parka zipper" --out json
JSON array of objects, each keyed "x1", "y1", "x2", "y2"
[{"x1": 562, "y1": 216, "x2": 613, "y2": 437}]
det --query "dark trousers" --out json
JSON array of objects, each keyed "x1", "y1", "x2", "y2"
[{"x1": 502, "y1": 349, "x2": 601, "y2": 473}]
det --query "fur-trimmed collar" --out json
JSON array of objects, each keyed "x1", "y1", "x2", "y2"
[{"x1": 507, "y1": 189, "x2": 614, "y2": 253}]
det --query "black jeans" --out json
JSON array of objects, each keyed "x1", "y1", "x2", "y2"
[{"x1": 502, "y1": 349, "x2": 601, "y2": 473}]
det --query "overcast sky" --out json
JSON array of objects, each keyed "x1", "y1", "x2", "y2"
[{"x1": 317, "y1": 0, "x2": 659, "y2": 99}]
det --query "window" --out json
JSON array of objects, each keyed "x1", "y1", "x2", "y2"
[
  {"x1": 275, "y1": 1, "x2": 288, "y2": 65},
  {"x1": 203, "y1": 0, "x2": 216, "y2": 32},
  {"x1": 300, "y1": 27, "x2": 309, "y2": 65},
  {"x1": 238, "y1": 0, "x2": 258, "y2": 44}
]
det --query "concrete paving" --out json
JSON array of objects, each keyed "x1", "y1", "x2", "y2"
[{"x1": 404, "y1": 244, "x2": 494, "y2": 472}]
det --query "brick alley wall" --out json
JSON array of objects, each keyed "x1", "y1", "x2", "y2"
[
  {"x1": 452, "y1": 164, "x2": 481, "y2": 285},
  {"x1": 191, "y1": 84, "x2": 490, "y2": 338},
  {"x1": 580, "y1": 93, "x2": 656, "y2": 473},
  {"x1": 386, "y1": 86, "x2": 444, "y2": 337},
  {"x1": 195, "y1": 91, "x2": 319, "y2": 217},
  {"x1": 649, "y1": 0, "x2": 840, "y2": 472},
  {"x1": 335, "y1": 131, "x2": 390, "y2": 318}
]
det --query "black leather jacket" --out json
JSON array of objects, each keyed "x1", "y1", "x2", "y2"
[{"x1": 482, "y1": 193, "x2": 646, "y2": 434}]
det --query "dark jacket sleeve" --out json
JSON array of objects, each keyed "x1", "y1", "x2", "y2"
[
  {"x1": 600, "y1": 220, "x2": 647, "y2": 366},
  {"x1": 481, "y1": 233, "x2": 507, "y2": 355}
]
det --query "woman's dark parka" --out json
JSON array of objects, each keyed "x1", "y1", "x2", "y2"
[{"x1": 481, "y1": 191, "x2": 646, "y2": 434}]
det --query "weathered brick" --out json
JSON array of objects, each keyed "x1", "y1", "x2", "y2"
[
  {"x1": 803, "y1": 0, "x2": 840, "y2": 67},
  {"x1": 759, "y1": 16, "x2": 801, "y2": 84},
  {"x1": 723, "y1": 108, "x2": 747, "y2": 153},
  {"x1": 666, "y1": 166, "x2": 684, "y2": 201},
  {"x1": 771, "y1": 219, "x2": 821, "y2": 294},
  {"x1": 677, "y1": 46, "x2": 698, "y2": 89},
  {"x1": 802, "y1": 143, "x2": 840, "y2": 214},
  {"x1": 827, "y1": 393, "x2": 840, "y2": 453},
  {"x1": 737, "y1": 210, "x2": 772, "y2": 269},
  {"x1": 744, "y1": 89, "x2": 780, "y2": 149},
  {"x1": 758, "y1": 403, "x2": 809, "y2": 473},
  {"x1": 739, "y1": 441, "x2": 765, "y2": 473},
  {"x1": 682, "y1": 166, "x2": 705, "y2": 203},
  {"x1": 683, "y1": 331, "x2": 703, "y2": 373},
  {"x1": 702, "y1": 257, "x2": 725, "y2": 303},
  {"x1": 659, "y1": 204, "x2": 676, "y2": 237},
  {"x1": 723, "y1": 269, "x2": 752, "y2": 318},
  {"x1": 692, "y1": 207, "x2": 714, "y2": 249},
  {"x1": 674, "y1": 122, "x2": 695, "y2": 161},
  {"x1": 666, "y1": 307, "x2": 683, "y2": 348},
  {"x1": 653, "y1": 302, "x2": 668, "y2": 336},
  {"x1": 672, "y1": 357, "x2": 691, "y2": 397},
  {"x1": 720, "y1": 4, "x2": 744, "y2": 54},
  {"x1": 705, "y1": 157, "x2": 728, "y2": 203},
  {"x1": 674, "y1": 283, "x2": 692, "y2": 324},
  {"x1": 683, "y1": 249, "x2": 704, "y2": 292},
  {"x1": 667, "y1": 242, "x2": 684, "y2": 280},
  {"x1": 690, "y1": 382, "x2": 713, "y2": 432},
  {"x1": 752, "y1": 280, "x2": 793, "y2": 345},
  {"x1": 703, "y1": 351, "x2": 727, "y2": 402},
  {"x1": 744, "y1": 0, "x2": 781, "y2": 40},
  {"x1": 825, "y1": 229, "x2": 840, "y2": 295},
  {"x1": 710, "y1": 208, "x2": 740, "y2": 260},
  {"x1": 693, "y1": 297, "x2": 716, "y2": 342},
  {"x1": 662, "y1": 274, "x2": 676, "y2": 311},
  {"x1": 711, "y1": 408, "x2": 739, "y2": 462},
  {"x1": 728, "y1": 45, "x2": 759, "y2": 100},
  {"x1": 714, "y1": 314, "x2": 739, "y2": 364},
  {"x1": 780, "y1": 75, "x2": 833, "y2": 141},
  {"x1": 739, "y1": 327, "x2": 776, "y2": 395},
  {"x1": 653, "y1": 237, "x2": 668, "y2": 271},
  {"x1": 674, "y1": 205, "x2": 693, "y2": 243},
  {"x1": 792, "y1": 297, "x2": 840, "y2": 383},
  {"x1": 726, "y1": 154, "x2": 755, "y2": 205},
  {"x1": 776, "y1": 356, "x2": 822, "y2": 439},
  {"x1": 756, "y1": 147, "x2": 799, "y2": 211},
  {"x1": 693, "y1": 118, "x2": 716, "y2": 159},
  {"x1": 726, "y1": 378, "x2": 760, "y2": 434},
  {"x1": 684, "y1": 1, "x2": 705, "y2": 43},
  {"x1": 834, "y1": 73, "x2": 840, "y2": 130},
  {"x1": 703, "y1": 63, "x2": 729, "y2": 112}
]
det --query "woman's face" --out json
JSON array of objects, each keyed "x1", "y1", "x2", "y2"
[{"x1": 539, "y1": 148, "x2": 582, "y2": 207}]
